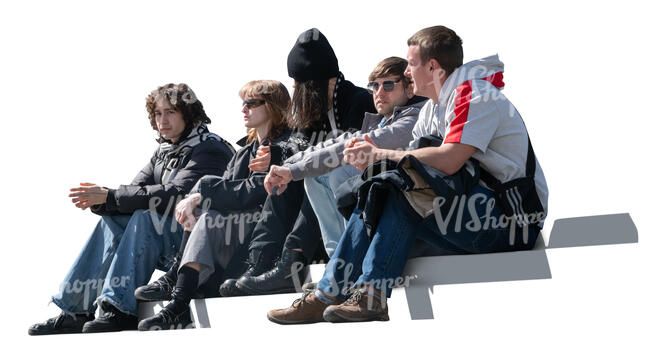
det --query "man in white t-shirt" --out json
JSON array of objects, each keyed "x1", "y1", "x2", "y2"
[{"x1": 266, "y1": 25, "x2": 548, "y2": 324}]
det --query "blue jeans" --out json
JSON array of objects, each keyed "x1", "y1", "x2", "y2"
[
  {"x1": 304, "y1": 165, "x2": 361, "y2": 257},
  {"x1": 51, "y1": 209, "x2": 182, "y2": 315},
  {"x1": 316, "y1": 185, "x2": 540, "y2": 300}
]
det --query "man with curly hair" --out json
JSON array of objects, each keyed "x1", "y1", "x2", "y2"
[{"x1": 28, "y1": 83, "x2": 235, "y2": 335}]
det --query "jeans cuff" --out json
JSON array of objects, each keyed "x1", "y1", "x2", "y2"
[
  {"x1": 50, "y1": 297, "x2": 93, "y2": 316},
  {"x1": 96, "y1": 296, "x2": 137, "y2": 316},
  {"x1": 314, "y1": 290, "x2": 338, "y2": 305}
]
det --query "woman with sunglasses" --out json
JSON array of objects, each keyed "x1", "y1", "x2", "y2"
[
  {"x1": 218, "y1": 28, "x2": 377, "y2": 298},
  {"x1": 136, "y1": 80, "x2": 296, "y2": 330}
]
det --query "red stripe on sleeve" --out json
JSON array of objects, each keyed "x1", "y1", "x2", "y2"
[
  {"x1": 481, "y1": 72, "x2": 504, "y2": 88},
  {"x1": 444, "y1": 81, "x2": 473, "y2": 144}
]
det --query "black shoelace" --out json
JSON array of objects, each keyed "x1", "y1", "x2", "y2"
[
  {"x1": 291, "y1": 290, "x2": 313, "y2": 308},
  {"x1": 155, "y1": 274, "x2": 176, "y2": 292}
]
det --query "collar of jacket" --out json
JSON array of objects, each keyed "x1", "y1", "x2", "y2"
[
  {"x1": 161, "y1": 123, "x2": 208, "y2": 145},
  {"x1": 159, "y1": 123, "x2": 209, "y2": 153},
  {"x1": 437, "y1": 54, "x2": 504, "y2": 107},
  {"x1": 363, "y1": 95, "x2": 428, "y2": 126},
  {"x1": 331, "y1": 71, "x2": 358, "y2": 130},
  {"x1": 236, "y1": 136, "x2": 249, "y2": 147}
]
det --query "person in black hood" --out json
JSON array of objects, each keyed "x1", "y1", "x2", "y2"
[
  {"x1": 28, "y1": 83, "x2": 235, "y2": 335},
  {"x1": 220, "y1": 28, "x2": 376, "y2": 297}
]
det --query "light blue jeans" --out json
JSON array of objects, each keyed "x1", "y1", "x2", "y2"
[
  {"x1": 304, "y1": 165, "x2": 361, "y2": 257},
  {"x1": 51, "y1": 209, "x2": 183, "y2": 316}
]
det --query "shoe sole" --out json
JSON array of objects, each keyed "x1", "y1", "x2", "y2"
[
  {"x1": 28, "y1": 327, "x2": 85, "y2": 336},
  {"x1": 322, "y1": 309, "x2": 390, "y2": 323},
  {"x1": 138, "y1": 321, "x2": 195, "y2": 331},
  {"x1": 266, "y1": 312, "x2": 325, "y2": 325},
  {"x1": 81, "y1": 325, "x2": 137, "y2": 334}
]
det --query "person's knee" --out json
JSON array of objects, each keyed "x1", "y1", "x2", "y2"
[
  {"x1": 328, "y1": 165, "x2": 358, "y2": 191},
  {"x1": 129, "y1": 209, "x2": 149, "y2": 220}
]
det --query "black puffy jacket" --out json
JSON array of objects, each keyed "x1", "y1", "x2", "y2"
[{"x1": 92, "y1": 124, "x2": 235, "y2": 216}]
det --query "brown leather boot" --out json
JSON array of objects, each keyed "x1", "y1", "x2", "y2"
[
  {"x1": 322, "y1": 288, "x2": 389, "y2": 323},
  {"x1": 267, "y1": 291, "x2": 341, "y2": 325}
]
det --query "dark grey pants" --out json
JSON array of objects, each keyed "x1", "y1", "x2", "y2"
[{"x1": 180, "y1": 209, "x2": 260, "y2": 285}]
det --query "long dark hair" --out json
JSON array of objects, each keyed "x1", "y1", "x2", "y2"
[{"x1": 290, "y1": 79, "x2": 330, "y2": 131}]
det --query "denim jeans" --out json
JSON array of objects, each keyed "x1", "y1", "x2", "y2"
[
  {"x1": 51, "y1": 209, "x2": 183, "y2": 316},
  {"x1": 316, "y1": 185, "x2": 540, "y2": 300},
  {"x1": 304, "y1": 165, "x2": 361, "y2": 257}
]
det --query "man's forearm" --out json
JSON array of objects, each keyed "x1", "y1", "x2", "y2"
[{"x1": 377, "y1": 143, "x2": 475, "y2": 176}]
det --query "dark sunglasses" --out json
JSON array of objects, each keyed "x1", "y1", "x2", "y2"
[
  {"x1": 242, "y1": 98, "x2": 266, "y2": 109},
  {"x1": 367, "y1": 79, "x2": 403, "y2": 93}
]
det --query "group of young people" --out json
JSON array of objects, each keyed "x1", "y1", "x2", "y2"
[{"x1": 28, "y1": 25, "x2": 548, "y2": 334}]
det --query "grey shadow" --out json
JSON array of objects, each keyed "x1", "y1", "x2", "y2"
[
  {"x1": 402, "y1": 233, "x2": 551, "y2": 320},
  {"x1": 548, "y1": 213, "x2": 638, "y2": 248}
]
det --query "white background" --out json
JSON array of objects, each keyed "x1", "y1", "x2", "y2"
[{"x1": 1, "y1": 0, "x2": 648, "y2": 356}]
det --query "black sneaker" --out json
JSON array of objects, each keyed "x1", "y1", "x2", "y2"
[
  {"x1": 82, "y1": 301, "x2": 137, "y2": 333},
  {"x1": 236, "y1": 248, "x2": 307, "y2": 295},
  {"x1": 28, "y1": 312, "x2": 95, "y2": 336},
  {"x1": 137, "y1": 299, "x2": 195, "y2": 331}
]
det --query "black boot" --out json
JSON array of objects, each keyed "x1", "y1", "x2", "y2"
[
  {"x1": 236, "y1": 248, "x2": 308, "y2": 295},
  {"x1": 28, "y1": 311, "x2": 95, "y2": 336},
  {"x1": 137, "y1": 296, "x2": 194, "y2": 331},
  {"x1": 138, "y1": 267, "x2": 198, "y2": 331},
  {"x1": 82, "y1": 301, "x2": 138, "y2": 333},
  {"x1": 134, "y1": 257, "x2": 179, "y2": 302},
  {"x1": 219, "y1": 249, "x2": 276, "y2": 297}
]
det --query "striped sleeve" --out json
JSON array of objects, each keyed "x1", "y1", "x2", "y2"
[{"x1": 443, "y1": 78, "x2": 502, "y2": 153}]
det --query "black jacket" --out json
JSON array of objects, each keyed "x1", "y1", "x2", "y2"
[
  {"x1": 92, "y1": 124, "x2": 235, "y2": 216},
  {"x1": 335, "y1": 135, "x2": 480, "y2": 239},
  {"x1": 197, "y1": 129, "x2": 299, "y2": 213}
]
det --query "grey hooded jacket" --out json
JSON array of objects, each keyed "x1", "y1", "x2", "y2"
[{"x1": 284, "y1": 96, "x2": 427, "y2": 181}]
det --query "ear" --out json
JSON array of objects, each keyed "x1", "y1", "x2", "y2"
[
  {"x1": 405, "y1": 81, "x2": 415, "y2": 99},
  {"x1": 427, "y1": 58, "x2": 440, "y2": 72}
]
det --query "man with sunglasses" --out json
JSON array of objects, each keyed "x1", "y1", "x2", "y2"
[
  {"x1": 261, "y1": 56, "x2": 427, "y2": 263},
  {"x1": 267, "y1": 25, "x2": 548, "y2": 324}
]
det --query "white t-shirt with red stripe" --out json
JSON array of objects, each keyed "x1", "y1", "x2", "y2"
[{"x1": 410, "y1": 54, "x2": 549, "y2": 216}]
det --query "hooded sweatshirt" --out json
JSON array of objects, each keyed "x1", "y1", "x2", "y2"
[{"x1": 411, "y1": 54, "x2": 548, "y2": 215}]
